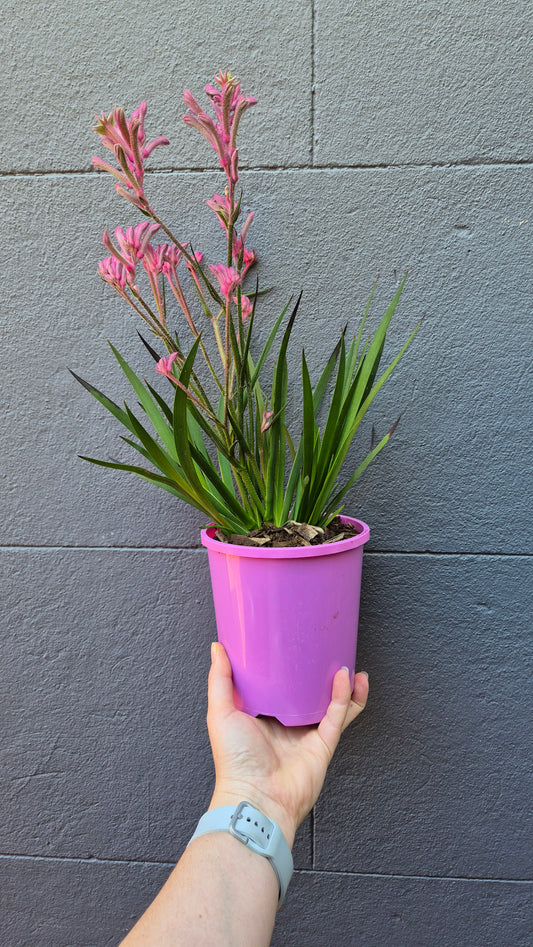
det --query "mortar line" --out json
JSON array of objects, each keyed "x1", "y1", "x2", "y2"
[
  {"x1": 311, "y1": 0, "x2": 316, "y2": 166},
  {"x1": 297, "y1": 867, "x2": 532, "y2": 886},
  {"x1": 1, "y1": 159, "x2": 532, "y2": 181},
  {"x1": 0, "y1": 545, "x2": 531, "y2": 559},
  {"x1": 0, "y1": 851, "x2": 175, "y2": 869},
  {"x1": 0, "y1": 851, "x2": 530, "y2": 885}
]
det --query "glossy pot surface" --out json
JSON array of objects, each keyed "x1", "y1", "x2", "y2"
[{"x1": 201, "y1": 516, "x2": 370, "y2": 725}]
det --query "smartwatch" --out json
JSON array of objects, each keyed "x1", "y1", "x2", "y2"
[{"x1": 188, "y1": 801, "x2": 294, "y2": 907}]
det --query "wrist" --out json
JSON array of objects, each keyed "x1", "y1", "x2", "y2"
[{"x1": 209, "y1": 784, "x2": 297, "y2": 849}]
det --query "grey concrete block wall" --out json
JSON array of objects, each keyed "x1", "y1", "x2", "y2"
[{"x1": 1, "y1": 1, "x2": 531, "y2": 944}]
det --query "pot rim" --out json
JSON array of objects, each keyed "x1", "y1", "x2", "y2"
[{"x1": 201, "y1": 514, "x2": 370, "y2": 559}]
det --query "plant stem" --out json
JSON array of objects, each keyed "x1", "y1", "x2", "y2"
[
  {"x1": 223, "y1": 295, "x2": 232, "y2": 427},
  {"x1": 147, "y1": 209, "x2": 223, "y2": 308}
]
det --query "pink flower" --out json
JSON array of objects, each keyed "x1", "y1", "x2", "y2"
[
  {"x1": 183, "y1": 72, "x2": 256, "y2": 185},
  {"x1": 206, "y1": 192, "x2": 232, "y2": 230},
  {"x1": 207, "y1": 197, "x2": 255, "y2": 268},
  {"x1": 183, "y1": 251, "x2": 205, "y2": 301},
  {"x1": 209, "y1": 264, "x2": 241, "y2": 299},
  {"x1": 232, "y1": 238, "x2": 257, "y2": 275},
  {"x1": 142, "y1": 243, "x2": 175, "y2": 326},
  {"x1": 103, "y1": 222, "x2": 160, "y2": 275},
  {"x1": 98, "y1": 256, "x2": 130, "y2": 291},
  {"x1": 160, "y1": 243, "x2": 185, "y2": 280},
  {"x1": 182, "y1": 91, "x2": 222, "y2": 157},
  {"x1": 185, "y1": 250, "x2": 204, "y2": 272},
  {"x1": 205, "y1": 71, "x2": 257, "y2": 151},
  {"x1": 261, "y1": 410, "x2": 274, "y2": 433},
  {"x1": 163, "y1": 243, "x2": 195, "y2": 302},
  {"x1": 231, "y1": 213, "x2": 256, "y2": 272},
  {"x1": 155, "y1": 352, "x2": 179, "y2": 378},
  {"x1": 240, "y1": 211, "x2": 254, "y2": 242},
  {"x1": 241, "y1": 248, "x2": 257, "y2": 275},
  {"x1": 142, "y1": 243, "x2": 170, "y2": 276},
  {"x1": 237, "y1": 294, "x2": 253, "y2": 321},
  {"x1": 161, "y1": 244, "x2": 187, "y2": 311},
  {"x1": 92, "y1": 102, "x2": 169, "y2": 203}
]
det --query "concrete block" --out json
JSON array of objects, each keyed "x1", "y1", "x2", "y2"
[
  {"x1": 315, "y1": 554, "x2": 533, "y2": 880},
  {"x1": 0, "y1": 548, "x2": 311, "y2": 867},
  {"x1": 273, "y1": 871, "x2": 533, "y2": 947},
  {"x1": 1, "y1": 855, "x2": 171, "y2": 947},
  {"x1": 314, "y1": 0, "x2": 533, "y2": 166},
  {"x1": 2, "y1": 166, "x2": 531, "y2": 551},
  {"x1": 2, "y1": 856, "x2": 530, "y2": 946},
  {"x1": 0, "y1": 0, "x2": 311, "y2": 174}
]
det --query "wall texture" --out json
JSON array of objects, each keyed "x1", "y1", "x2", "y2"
[{"x1": 1, "y1": 1, "x2": 532, "y2": 944}]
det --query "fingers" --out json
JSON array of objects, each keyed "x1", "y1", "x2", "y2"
[
  {"x1": 207, "y1": 642, "x2": 235, "y2": 719},
  {"x1": 317, "y1": 669, "x2": 369, "y2": 758},
  {"x1": 341, "y1": 671, "x2": 369, "y2": 732}
]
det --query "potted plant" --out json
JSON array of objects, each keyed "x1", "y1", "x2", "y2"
[{"x1": 73, "y1": 71, "x2": 420, "y2": 724}]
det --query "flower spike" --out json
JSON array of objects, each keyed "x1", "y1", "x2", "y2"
[
  {"x1": 183, "y1": 72, "x2": 256, "y2": 186},
  {"x1": 92, "y1": 102, "x2": 169, "y2": 203}
]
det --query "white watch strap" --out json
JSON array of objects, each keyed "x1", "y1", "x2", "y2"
[{"x1": 188, "y1": 801, "x2": 294, "y2": 906}]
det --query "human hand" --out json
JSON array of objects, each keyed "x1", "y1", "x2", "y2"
[{"x1": 207, "y1": 642, "x2": 369, "y2": 847}]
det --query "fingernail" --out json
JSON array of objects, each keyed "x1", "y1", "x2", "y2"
[
  {"x1": 211, "y1": 642, "x2": 217, "y2": 663},
  {"x1": 360, "y1": 670, "x2": 369, "y2": 680},
  {"x1": 341, "y1": 666, "x2": 351, "y2": 674}
]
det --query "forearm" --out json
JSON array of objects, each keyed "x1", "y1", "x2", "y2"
[
  {"x1": 120, "y1": 792, "x2": 297, "y2": 947},
  {"x1": 119, "y1": 654, "x2": 367, "y2": 945}
]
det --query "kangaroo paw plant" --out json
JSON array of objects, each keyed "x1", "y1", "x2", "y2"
[
  {"x1": 74, "y1": 71, "x2": 421, "y2": 724},
  {"x1": 74, "y1": 70, "x2": 419, "y2": 541}
]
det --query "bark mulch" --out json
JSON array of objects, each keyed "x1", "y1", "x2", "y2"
[{"x1": 213, "y1": 516, "x2": 360, "y2": 548}]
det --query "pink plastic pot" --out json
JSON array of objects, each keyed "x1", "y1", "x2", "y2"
[{"x1": 201, "y1": 515, "x2": 370, "y2": 725}]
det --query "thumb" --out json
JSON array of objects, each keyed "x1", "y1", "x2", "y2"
[{"x1": 207, "y1": 642, "x2": 235, "y2": 718}]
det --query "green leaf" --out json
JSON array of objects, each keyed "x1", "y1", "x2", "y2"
[
  {"x1": 189, "y1": 444, "x2": 251, "y2": 526},
  {"x1": 313, "y1": 335, "x2": 343, "y2": 414},
  {"x1": 249, "y1": 298, "x2": 292, "y2": 391},
  {"x1": 215, "y1": 395, "x2": 236, "y2": 495},
  {"x1": 123, "y1": 403, "x2": 191, "y2": 490},
  {"x1": 352, "y1": 319, "x2": 422, "y2": 431},
  {"x1": 108, "y1": 342, "x2": 176, "y2": 456},
  {"x1": 342, "y1": 275, "x2": 407, "y2": 429},
  {"x1": 145, "y1": 380, "x2": 174, "y2": 425},
  {"x1": 321, "y1": 419, "x2": 400, "y2": 522},
  {"x1": 187, "y1": 407, "x2": 210, "y2": 463},
  {"x1": 307, "y1": 277, "x2": 413, "y2": 521},
  {"x1": 120, "y1": 435, "x2": 159, "y2": 465},
  {"x1": 79, "y1": 455, "x2": 198, "y2": 504},
  {"x1": 344, "y1": 278, "x2": 378, "y2": 395},
  {"x1": 265, "y1": 292, "x2": 302, "y2": 523},
  {"x1": 298, "y1": 349, "x2": 316, "y2": 515},
  {"x1": 218, "y1": 448, "x2": 235, "y2": 495},
  {"x1": 187, "y1": 399, "x2": 231, "y2": 461},
  {"x1": 172, "y1": 337, "x2": 210, "y2": 499},
  {"x1": 69, "y1": 370, "x2": 135, "y2": 433},
  {"x1": 284, "y1": 425, "x2": 296, "y2": 463},
  {"x1": 137, "y1": 330, "x2": 163, "y2": 363},
  {"x1": 306, "y1": 332, "x2": 347, "y2": 510},
  {"x1": 279, "y1": 336, "x2": 342, "y2": 524},
  {"x1": 171, "y1": 337, "x2": 248, "y2": 530}
]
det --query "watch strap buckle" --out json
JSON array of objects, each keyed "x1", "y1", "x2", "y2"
[{"x1": 229, "y1": 800, "x2": 274, "y2": 852}]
